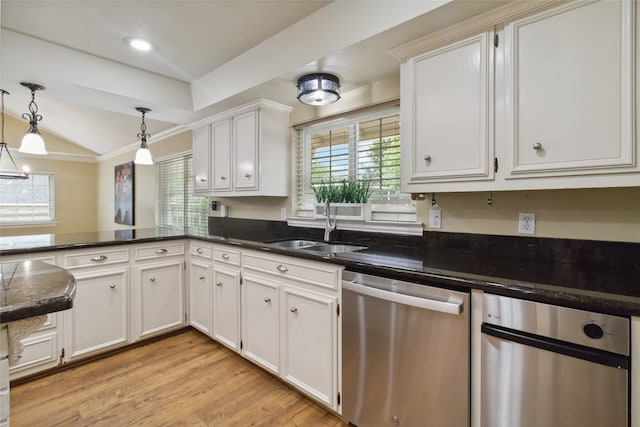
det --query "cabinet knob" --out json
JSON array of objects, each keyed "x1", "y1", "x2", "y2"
[
  {"x1": 150, "y1": 277, "x2": 156, "y2": 282},
  {"x1": 245, "y1": 173, "x2": 251, "y2": 179},
  {"x1": 196, "y1": 248, "x2": 203, "y2": 254},
  {"x1": 90, "y1": 255, "x2": 108, "y2": 262},
  {"x1": 222, "y1": 253, "x2": 230, "y2": 260},
  {"x1": 199, "y1": 177, "x2": 207, "y2": 182},
  {"x1": 155, "y1": 248, "x2": 168, "y2": 254},
  {"x1": 276, "y1": 264, "x2": 288, "y2": 273},
  {"x1": 264, "y1": 297, "x2": 271, "y2": 303},
  {"x1": 220, "y1": 176, "x2": 227, "y2": 180},
  {"x1": 199, "y1": 276, "x2": 205, "y2": 280},
  {"x1": 216, "y1": 282, "x2": 223, "y2": 287},
  {"x1": 290, "y1": 307, "x2": 298, "y2": 313},
  {"x1": 533, "y1": 142, "x2": 543, "y2": 150},
  {"x1": 424, "y1": 155, "x2": 431, "y2": 162},
  {"x1": 109, "y1": 284, "x2": 116, "y2": 289}
]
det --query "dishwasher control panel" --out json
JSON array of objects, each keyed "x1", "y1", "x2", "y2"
[{"x1": 483, "y1": 293, "x2": 629, "y2": 355}]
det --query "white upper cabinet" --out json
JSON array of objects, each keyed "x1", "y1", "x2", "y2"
[
  {"x1": 192, "y1": 125, "x2": 211, "y2": 194},
  {"x1": 505, "y1": 0, "x2": 635, "y2": 178},
  {"x1": 393, "y1": 0, "x2": 639, "y2": 192},
  {"x1": 401, "y1": 31, "x2": 494, "y2": 188},
  {"x1": 191, "y1": 99, "x2": 292, "y2": 197}
]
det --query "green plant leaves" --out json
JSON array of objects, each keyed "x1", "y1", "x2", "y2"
[{"x1": 312, "y1": 179, "x2": 371, "y2": 203}]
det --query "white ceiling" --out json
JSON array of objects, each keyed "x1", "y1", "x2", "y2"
[{"x1": 0, "y1": 0, "x2": 508, "y2": 159}]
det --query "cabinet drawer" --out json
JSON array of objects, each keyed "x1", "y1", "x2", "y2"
[
  {"x1": 243, "y1": 252, "x2": 340, "y2": 291},
  {"x1": 190, "y1": 242, "x2": 212, "y2": 259},
  {"x1": 213, "y1": 247, "x2": 241, "y2": 267},
  {"x1": 135, "y1": 243, "x2": 185, "y2": 260},
  {"x1": 64, "y1": 248, "x2": 129, "y2": 268}
]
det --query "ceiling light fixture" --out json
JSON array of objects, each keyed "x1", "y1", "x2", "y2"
[
  {"x1": 19, "y1": 82, "x2": 47, "y2": 155},
  {"x1": 296, "y1": 73, "x2": 341, "y2": 106},
  {"x1": 0, "y1": 89, "x2": 29, "y2": 180},
  {"x1": 134, "y1": 107, "x2": 153, "y2": 165},
  {"x1": 127, "y1": 37, "x2": 153, "y2": 52}
]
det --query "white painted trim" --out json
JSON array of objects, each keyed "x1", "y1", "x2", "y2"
[
  {"x1": 286, "y1": 217, "x2": 423, "y2": 236},
  {"x1": 186, "y1": 99, "x2": 292, "y2": 130}
]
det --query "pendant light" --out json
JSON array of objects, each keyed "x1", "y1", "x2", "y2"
[
  {"x1": 134, "y1": 107, "x2": 153, "y2": 165},
  {"x1": 0, "y1": 89, "x2": 29, "y2": 180},
  {"x1": 18, "y1": 82, "x2": 47, "y2": 155},
  {"x1": 296, "y1": 73, "x2": 341, "y2": 106}
]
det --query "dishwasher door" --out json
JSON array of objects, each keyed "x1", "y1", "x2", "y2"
[
  {"x1": 481, "y1": 293, "x2": 630, "y2": 427},
  {"x1": 342, "y1": 271, "x2": 470, "y2": 427}
]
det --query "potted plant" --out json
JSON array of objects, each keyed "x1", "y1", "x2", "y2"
[{"x1": 312, "y1": 179, "x2": 373, "y2": 221}]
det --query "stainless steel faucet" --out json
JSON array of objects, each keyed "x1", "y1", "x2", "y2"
[{"x1": 324, "y1": 200, "x2": 336, "y2": 242}]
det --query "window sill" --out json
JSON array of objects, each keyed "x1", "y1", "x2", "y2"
[
  {"x1": 286, "y1": 217, "x2": 423, "y2": 236},
  {"x1": 0, "y1": 221, "x2": 58, "y2": 229}
]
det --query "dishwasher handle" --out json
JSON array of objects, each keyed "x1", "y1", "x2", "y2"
[{"x1": 343, "y1": 280, "x2": 463, "y2": 315}]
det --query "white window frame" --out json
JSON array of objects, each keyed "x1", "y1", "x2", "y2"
[
  {"x1": 295, "y1": 107, "x2": 417, "y2": 225},
  {"x1": 155, "y1": 152, "x2": 208, "y2": 234},
  {"x1": 0, "y1": 172, "x2": 56, "y2": 227}
]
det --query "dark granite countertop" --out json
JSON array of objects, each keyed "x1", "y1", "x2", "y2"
[
  {"x1": 0, "y1": 260, "x2": 77, "y2": 323},
  {"x1": 1, "y1": 223, "x2": 639, "y2": 317}
]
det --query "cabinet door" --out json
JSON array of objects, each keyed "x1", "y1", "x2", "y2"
[
  {"x1": 401, "y1": 31, "x2": 493, "y2": 187},
  {"x1": 241, "y1": 273, "x2": 280, "y2": 374},
  {"x1": 65, "y1": 268, "x2": 129, "y2": 360},
  {"x1": 137, "y1": 260, "x2": 184, "y2": 338},
  {"x1": 282, "y1": 287, "x2": 337, "y2": 409},
  {"x1": 192, "y1": 125, "x2": 211, "y2": 193},
  {"x1": 212, "y1": 119, "x2": 233, "y2": 192},
  {"x1": 212, "y1": 266, "x2": 241, "y2": 350},
  {"x1": 505, "y1": 0, "x2": 634, "y2": 177},
  {"x1": 9, "y1": 313, "x2": 61, "y2": 379},
  {"x1": 233, "y1": 110, "x2": 259, "y2": 191},
  {"x1": 189, "y1": 260, "x2": 211, "y2": 335}
]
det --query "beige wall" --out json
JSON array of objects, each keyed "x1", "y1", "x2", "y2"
[
  {"x1": 96, "y1": 130, "x2": 193, "y2": 231},
  {"x1": 0, "y1": 116, "x2": 98, "y2": 236},
  {"x1": 2, "y1": 82, "x2": 639, "y2": 243}
]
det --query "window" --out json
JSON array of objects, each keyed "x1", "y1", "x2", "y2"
[
  {"x1": 156, "y1": 153, "x2": 208, "y2": 234},
  {"x1": 296, "y1": 108, "x2": 414, "y2": 221},
  {"x1": 0, "y1": 173, "x2": 54, "y2": 225}
]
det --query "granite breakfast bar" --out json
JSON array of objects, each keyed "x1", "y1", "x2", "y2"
[{"x1": 0, "y1": 260, "x2": 76, "y2": 426}]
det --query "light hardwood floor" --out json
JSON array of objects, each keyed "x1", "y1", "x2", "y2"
[{"x1": 10, "y1": 328, "x2": 347, "y2": 427}]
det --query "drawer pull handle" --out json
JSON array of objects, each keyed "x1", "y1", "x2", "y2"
[
  {"x1": 290, "y1": 307, "x2": 298, "y2": 313},
  {"x1": 90, "y1": 255, "x2": 108, "y2": 262},
  {"x1": 277, "y1": 264, "x2": 288, "y2": 273},
  {"x1": 150, "y1": 277, "x2": 156, "y2": 282},
  {"x1": 222, "y1": 253, "x2": 230, "y2": 260},
  {"x1": 196, "y1": 248, "x2": 203, "y2": 254},
  {"x1": 220, "y1": 176, "x2": 227, "y2": 180},
  {"x1": 199, "y1": 177, "x2": 207, "y2": 182},
  {"x1": 155, "y1": 248, "x2": 168, "y2": 254},
  {"x1": 109, "y1": 284, "x2": 116, "y2": 289},
  {"x1": 264, "y1": 297, "x2": 271, "y2": 303},
  {"x1": 199, "y1": 276, "x2": 205, "y2": 280},
  {"x1": 216, "y1": 282, "x2": 223, "y2": 287}
]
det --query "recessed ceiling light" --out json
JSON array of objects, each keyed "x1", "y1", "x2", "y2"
[{"x1": 126, "y1": 37, "x2": 153, "y2": 52}]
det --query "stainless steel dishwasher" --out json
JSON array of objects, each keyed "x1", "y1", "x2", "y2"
[
  {"x1": 481, "y1": 293, "x2": 630, "y2": 427},
  {"x1": 342, "y1": 271, "x2": 470, "y2": 427}
]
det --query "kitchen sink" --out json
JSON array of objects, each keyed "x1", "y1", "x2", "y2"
[{"x1": 267, "y1": 239, "x2": 367, "y2": 254}]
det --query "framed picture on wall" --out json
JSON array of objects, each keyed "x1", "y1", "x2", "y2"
[{"x1": 114, "y1": 161, "x2": 134, "y2": 225}]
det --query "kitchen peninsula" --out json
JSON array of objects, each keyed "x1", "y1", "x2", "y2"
[{"x1": 0, "y1": 260, "x2": 76, "y2": 425}]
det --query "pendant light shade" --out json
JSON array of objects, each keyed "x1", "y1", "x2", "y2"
[
  {"x1": 296, "y1": 73, "x2": 341, "y2": 106},
  {"x1": 0, "y1": 89, "x2": 29, "y2": 180},
  {"x1": 134, "y1": 107, "x2": 153, "y2": 165},
  {"x1": 18, "y1": 82, "x2": 47, "y2": 155}
]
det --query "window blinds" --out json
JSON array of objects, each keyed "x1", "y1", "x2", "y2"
[{"x1": 0, "y1": 173, "x2": 54, "y2": 223}]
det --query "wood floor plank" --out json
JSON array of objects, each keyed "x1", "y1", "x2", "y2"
[{"x1": 10, "y1": 329, "x2": 347, "y2": 427}]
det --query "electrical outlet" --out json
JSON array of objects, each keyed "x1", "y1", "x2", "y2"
[
  {"x1": 280, "y1": 207, "x2": 287, "y2": 220},
  {"x1": 519, "y1": 212, "x2": 536, "y2": 235},
  {"x1": 429, "y1": 209, "x2": 442, "y2": 229}
]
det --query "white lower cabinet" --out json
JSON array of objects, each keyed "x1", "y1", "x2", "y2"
[
  {"x1": 8, "y1": 313, "x2": 62, "y2": 379},
  {"x1": 64, "y1": 267, "x2": 129, "y2": 361},
  {"x1": 134, "y1": 259, "x2": 184, "y2": 339},
  {"x1": 241, "y1": 273, "x2": 280, "y2": 374},
  {"x1": 189, "y1": 260, "x2": 212, "y2": 335},
  {"x1": 212, "y1": 265, "x2": 241, "y2": 351},
  {"x1": 282, "y1": 286, "x2": 338, "y2": 409}
]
